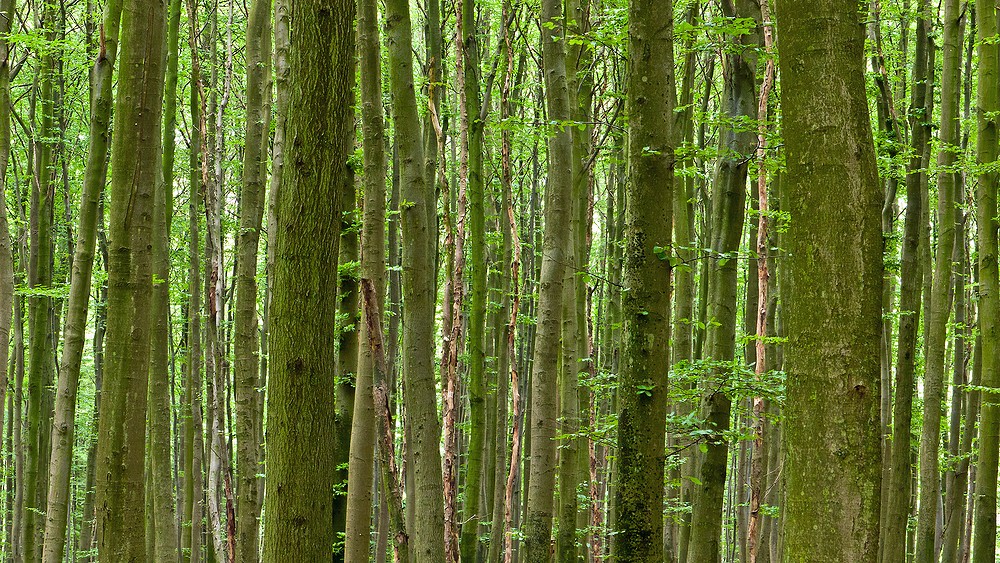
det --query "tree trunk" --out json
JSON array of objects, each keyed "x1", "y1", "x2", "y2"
[
  {"x1": 880, "y1": 5, "x2": 931, "y2": 561},
  {"x1": 93, "y1": 0, "x2": 168, "y2": 557},
  {"x1": 384, "y1": 0, "x2": 447, "y2": 555},
  {"x1": 232, "y1": 0, "x2": 270, "y2": 558},
  {"x1": 459, "y1": 0, "x2": 488, "y2": 555},
  {"x1": 915, "y1": 2, "x2": 962, "y2": 560},
  {"x1": 686, "y1": 3, "x2": 759, "y2": 561},
  {"x1": 610, "y1": 0, "x2": 673, "y2": 558},
  {"x1": 259, "y1": 0, "x2": 354, "y2": 556},
  {"x1": 776, "y1": 2, "x2": 883, "y2": 560},
  {"x1": 24, "y1": 1, "x2": 60, "y2": 556},
  {"x1": 973, "y1": 4, "x2": 1000, "y2": 561},
  {"x1": 40, "y1": 0, "x2": 122, "y2": 559},
  {"x1": 184, "y1": 3, "x2": 206, "y2": 556},
  {"x1": 344, "y1": 0, "x2": 387, "y2": 553}
]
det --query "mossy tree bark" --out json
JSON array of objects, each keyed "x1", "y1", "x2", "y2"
[
  {"x1": 610, "y1": 0, "x2": 673, "y2": 558},
  {"x1": 184, "y1": 2, "x2": 206, "y2": 557},
  {"x1": 93, "y1": 0, "x2": 168, "y2": 558},
  {"x1": 459, "y1": 0, "x2": 488, "y2": 555},
  {"x1": 776, "y1": 2, "x2": 884, "y2": 560},
  {"x1": 972, "y1": 4, "x2": 1000, "y2": 561},
  {"x1": 259, "y1": 0, "x2": 354, "y2": 556}
]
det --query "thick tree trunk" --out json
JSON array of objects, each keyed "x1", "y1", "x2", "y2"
[
  {"x1": 93, "y1": 0, "x2": 168, "y2": 557},
  {"x1": 522, "y1": 0, "x2": 575, "y2": 557},
  {"x1": 973, "y1": 4, "x2": 1000, "y2": 561},
  {"x1": 0, "y1": 0, "x2": 14, "y2": 556},
  {"x1": 259, "y1": 0, "x2": 354, "y2": 556},
  {"x1": 776, "y1": 2, "x2": 883, "y2": 561},
  {"x1": 610, "y1": 0, "x2": 673, "y2": 558}
]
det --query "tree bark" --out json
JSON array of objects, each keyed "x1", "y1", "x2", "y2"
[
  {"x1": 881, "y1": 5, "x2": 931, "y2": 561},
  {"x1": 522, "y1": 0, "x2": 575, "y2": 556},
  {"x1": 344, "y1": 0, "x2": 387, "y2": 553},
  {"x1": 93, "y1": 0, "x2": 168, "y2": 557},
  {"x1": 776, "y1": 2, "x2": 883, "y2": 561},
  {"x1": 610, "y1": 0, "x2": 674, "y2": 558},
  {"x1": 686, "y1": 3, "x2": 759, "y2": 560},
  {"x1": 972, "y1": 4, "x2": 1000, "y2": 561},
  {"x1": 259, "y1": 0, "x2": 354, "y2": 556},
  {"x1": 384, "y1": 0, "x2": 447, "y2": 555},
  {"x1": 915, "y1": 2, "x2": 962, "y2": 560},
  {"x1": 233, "y1": 0, "x2": 271, "y2": 557}
]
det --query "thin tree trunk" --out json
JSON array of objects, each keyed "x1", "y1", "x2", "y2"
[
  {"x1": 384, "y1": 0, "x2": 447, "y2": 555},
  {"x1": 881, "y1": 6, "x2": 931, "y2": 560},
  {"x1": 233, "y1": 0, "x2": 271, "y2": 558},
  {"x1": 459, "y1": 0, "x2": 488, "y2": 554},
  {"x1": 915, "y1": 2, "x2": 963, "y2": 560},
  {"x1": 185, "y1": 2, "x2": 207, "y2": 556},
  {"x1": 39, "y1": 0, "x2": 122, "y2": 558},
  {"x1": 686, "y1": 4, "x2": 760, "y2": 561},
  {"x1": 24, "y1": 0, "x2": 60, "y2": 555},
  {"x1": 344, "y1": 0, "x2": 387, "y2": 553}
]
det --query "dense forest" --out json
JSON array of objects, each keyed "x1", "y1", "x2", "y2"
[{"x1": 0, "y1": 0, "x2": 995, "y2": 561}]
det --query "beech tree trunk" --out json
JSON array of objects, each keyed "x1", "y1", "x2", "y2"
[
  {"x1": 93, "y1": 0, "x2": 168, "y2": 557},
  {"x1": 610, "y1": 0, "x2": 673, "y2": 558},
  {"x1": 776, "y1": 2, "x2": 883, "y2": 560}
]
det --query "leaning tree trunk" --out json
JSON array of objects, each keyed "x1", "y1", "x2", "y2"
[
  {"x1": 93, "y1": 0, "x2": 168, "y2": 558},
  {"x1": 776, "y1": 2, "x2": 883, "y2": 561},
  {"x1": 610, "y1": 0, "x2": 674, "y2": 558},
  {"x1": 40, "y1": 0, "x2": 122, "y2": 559}
]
